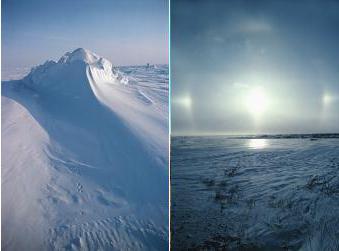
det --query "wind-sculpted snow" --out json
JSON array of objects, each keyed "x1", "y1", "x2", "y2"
[
  {"x1": 2, "y1": 48, "x2": 168, "y2": 250},
  {"x1": 171, "y1": 136, "x2": 339, "y2": 250}
]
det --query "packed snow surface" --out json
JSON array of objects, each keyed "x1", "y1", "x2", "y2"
[
  {"x1": 2, "y1": 48, "x2": 168, "y2": 250},
  {"x1": 171, "y1": 135, "x2": 339, "y2": 250}
]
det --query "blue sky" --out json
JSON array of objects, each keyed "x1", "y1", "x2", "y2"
[
  {"x1": 172, "y1": 0, "x2": 339, "y2": 135},
  {"x1": 2, "y1": 0, "x2": 168, "y2": 67}
]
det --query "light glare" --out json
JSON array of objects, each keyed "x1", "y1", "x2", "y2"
[
  {"x1": 175, "y1": 96, "x2": 192, "y2": 109},
  {"x1": 323, "y1": 94, "x2": 332, "y2": 105},
  {"x1": 245, "y1": 87, "x2": 268, "y2": 116},
  {"x1": 248, "y1": 138, "x2": 268, "y2": 149}
]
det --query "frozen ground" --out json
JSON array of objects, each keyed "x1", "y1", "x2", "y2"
[
  {"x1": 171, "y1": 135, "x2": 339, "y2": 250},
  {"x1": 2, "y1": 48, "x2": 168, "y2": 250}
]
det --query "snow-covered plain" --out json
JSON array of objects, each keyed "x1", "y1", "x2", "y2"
[
  {"x1": 2, "y1": 48, "x2": 168, "y2": 250},
  {"x1": 171, "y1": 135, "x2": 339, "y2": 250}
]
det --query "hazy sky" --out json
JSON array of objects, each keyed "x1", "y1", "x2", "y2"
[
  {"x1": 172, "y1": 0, "x2": 339, "y2": 135},
  {"x1": 2, "y1": 0, "x2": 168, "y2": 68}
]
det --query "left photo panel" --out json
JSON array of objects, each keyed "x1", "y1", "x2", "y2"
[{"x1": 1, "y1": 0, "x2": 169, "y2": 250}]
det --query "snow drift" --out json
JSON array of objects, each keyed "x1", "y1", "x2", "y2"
[{"x1": 2, "y1": 48, "x2": 168, "y2": 250}]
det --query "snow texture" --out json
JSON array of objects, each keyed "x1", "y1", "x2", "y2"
[
  {"x1": 2, "y1": 48, "x2": 169, "y2": 251},
  {"x1": 171, "y1": 136, "x2": 339, "y2": 250}
]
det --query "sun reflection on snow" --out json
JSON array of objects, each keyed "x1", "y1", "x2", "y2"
[{"x1": 248, "y1": 138, "x2": 268, "y2": 149}]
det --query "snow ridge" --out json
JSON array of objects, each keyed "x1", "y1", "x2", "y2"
[
  {"x1": 25, "y1": 48, "x2": 116, "y2": 93},
  {"x1": 59, "y1": 48, "x2": 104, "y2": 65},
  {"x1": 2, "y1": 48, "x2": 168, "y2": 250}
]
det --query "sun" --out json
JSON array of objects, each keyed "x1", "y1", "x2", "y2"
[
  {"x1": 245, "y1": 87, "x2": 268, "y2": 116},
  {"x1": 323, "y1": 93, "x2": 332, "y2": 106},
  {"x1": 174, "y1": 95, "x2": 192, "y2": 109},
  {"x1": 181, "y1": 96, "x2": 192, "y2": 108}
]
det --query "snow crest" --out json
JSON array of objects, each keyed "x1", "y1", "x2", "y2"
[
  {"x1": 58, "y1": 48, "x2": 109, "y2": 67},
  {"x1": 24, "y1": 48, "x2": 116, "y2": 94}
]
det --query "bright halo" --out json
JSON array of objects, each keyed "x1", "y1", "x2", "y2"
[
  {"x1": 323, "y1": 94, "x2": 332, "y2": 106},
  {"x1": 245, "y1": 87, "x2": 268, "y2": 116},
  {"x1": 181, "y1": 96, "x2": 192, "y2": 108},
  {"x1": 175, "y1": 96, "x2": 192, "y2": 109}
]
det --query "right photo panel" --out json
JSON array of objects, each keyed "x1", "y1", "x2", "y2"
[{"x1": 171, "y1": 0, "x2": 339, "y2": 250}]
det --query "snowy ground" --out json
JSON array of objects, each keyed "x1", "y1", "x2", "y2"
[
  {"x1": 171, "y1": 135, "x2": 339, "y2": 250},
  {"x1": 2, "y1": 48, "x2": 168, "y2": 250}
]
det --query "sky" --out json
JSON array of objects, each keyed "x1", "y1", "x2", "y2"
[
  {"x1": 2, "y1": 0, "x2": 168, "y2": 68},
  {"x1": 171, "y1": 0, "x2": 339, "y2": 135}
]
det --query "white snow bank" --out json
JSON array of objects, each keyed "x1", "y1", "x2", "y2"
[{"x1": 2, "y1": 48, "x2": 169, "y2": 250}]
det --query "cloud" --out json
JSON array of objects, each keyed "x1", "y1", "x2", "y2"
[
  {"x1": 237, "y1": 20, "x2": 272, "y2": 34},
  {"x1": 233, "y1": 82, "x2": 249, "y2": 89},
  {"x1": 213, "y1": 36, "x2": 225, "y2": 43}
]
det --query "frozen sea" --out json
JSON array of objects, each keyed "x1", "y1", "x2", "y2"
[{"x1": 171, "y1": 135, "x2": 339, "y2": 250}]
